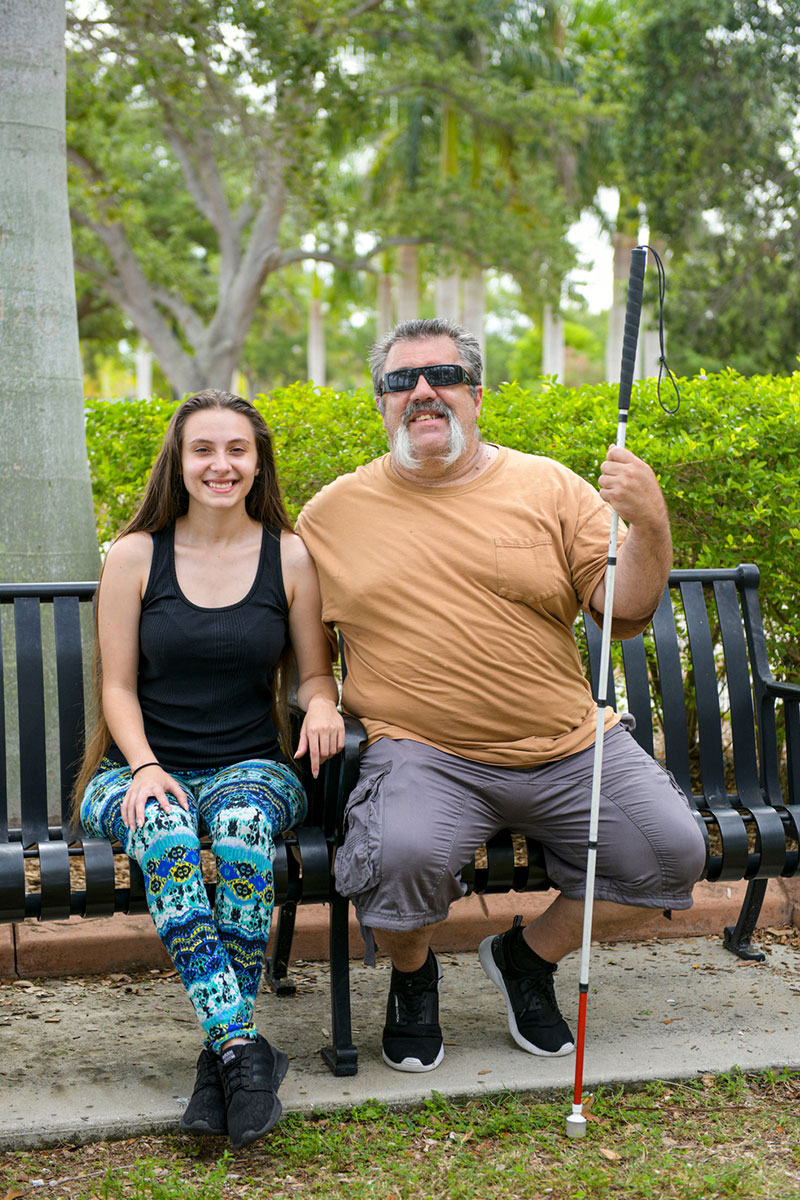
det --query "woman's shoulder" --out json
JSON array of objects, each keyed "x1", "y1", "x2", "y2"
[
  {"x1": 279, "y1": 528, "x2": 313, "y2": 571},
  {"x1": 103, "y1": 531, "x2": 156, "y2": 581}
]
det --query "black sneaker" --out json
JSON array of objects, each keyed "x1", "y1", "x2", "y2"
[
  {"x1": 382, "y1": 951, "x2": 444, "y2": 1073},
  {"x1": 479, "y1": 928, "x2": 574, "y2": 1056},
  {"x1": 220, "y1": 1035, "x2": 289, "y2": 1149},
  {"x1": 179, "y1": 1047, "x2": 226, "y2": 1136}
]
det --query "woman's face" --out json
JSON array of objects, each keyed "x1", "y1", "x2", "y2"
[{"x1": 180, "y1": 408, "x2": 260, "y2": 511}]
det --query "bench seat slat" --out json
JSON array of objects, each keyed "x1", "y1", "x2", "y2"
[
  {"x1": 38, "y1": 840, "x2": 72, "y2": 921},
  {"x1": 81, "y1": 836, "x2": 117, "y2": 918},
  {"x1": 0, "y1": 843, "x2": 25, "y2": 922}
]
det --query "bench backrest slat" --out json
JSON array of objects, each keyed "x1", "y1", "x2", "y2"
[
  {"x1": 14, "y1": 598, "x2": 50, "y2": 845},
  {"x1": 582, "y1": 616, "x2": 617, "y2": 711},
  {"x1": 713, "y1": 579, "x2": 761, "y2": 806},
  {"x1": 620, "y1": 634, "x2": 654, "y2": 756},
  {"x1": 680, "y1": 580, "x2": 728, "y2": 805},
  {"x1": 739, "y1": 576, "x2": 784, "y2": 800},
  {"x1": 650, "y1": 589, "x2": 692, "y2": 798},
  {"x1": 53, "y1": 596, "x2": 89, "y2": 834},
  {"x1": 0, "y1": 622, "x2": 6, "y2": 840}
]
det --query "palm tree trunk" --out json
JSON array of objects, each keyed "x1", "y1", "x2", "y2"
[{"x1": 0, "y1": 0, "x2": 100, "y2": 581}]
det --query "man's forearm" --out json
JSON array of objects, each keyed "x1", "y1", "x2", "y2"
[{"x1": 605, "y1": 517, "x2": 672, "y2": 620}]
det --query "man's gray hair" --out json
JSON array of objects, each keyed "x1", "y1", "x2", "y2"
[{"x1": 368, "y1": 318, "x2": 483, "y2": 395}]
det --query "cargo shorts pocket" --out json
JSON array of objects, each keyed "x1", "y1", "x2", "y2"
[{"x1": 334, "y1": 761, "x2": 392, "y2": 898}]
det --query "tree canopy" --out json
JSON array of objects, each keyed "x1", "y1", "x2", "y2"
[{"x1": 66, "y1": 0, "x2": 601, "y2": 393}]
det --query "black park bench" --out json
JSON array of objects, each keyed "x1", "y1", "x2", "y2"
[{"x1": 1, "y1": 565, "x2": 799, "y2": 1079}]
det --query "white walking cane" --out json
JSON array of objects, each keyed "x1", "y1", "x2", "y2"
[{"x1": 566, "y1": 246, "x2": 648, "y2": 1139}]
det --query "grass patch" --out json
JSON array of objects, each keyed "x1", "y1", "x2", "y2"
[{"x1": 2, "y1": 1070, "x2": 799, "y2": 1199}]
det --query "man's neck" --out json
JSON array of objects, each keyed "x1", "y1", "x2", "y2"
[{"x1": 390, "y1": 441, "x2": 498, "y2": 488}]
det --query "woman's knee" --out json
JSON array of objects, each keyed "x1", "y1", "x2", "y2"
[
  {"x1": 201, "y1": 762, "x2": 306, "y2": 836},
  {"x1": 207, "y1": 800, "x2": 276, "y2": 858}
]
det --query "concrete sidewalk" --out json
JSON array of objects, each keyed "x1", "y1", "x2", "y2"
[{"x1": 1, "y1": 933, "x2": 799, "y2": 1150}]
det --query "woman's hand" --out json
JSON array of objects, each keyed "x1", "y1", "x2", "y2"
[
  {"x1": 294, "y1": 696, "x2": 345, "y2": 778},
  {"x1": 121, "y1": 765, "x2": 190, "y2": 831}
]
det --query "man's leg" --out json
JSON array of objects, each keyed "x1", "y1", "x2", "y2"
[
  {"x1": 335, "y1": 740, "x2": 502, "y2": 1073},
  {"x1": 523, "y1": 895, "x2": 652, "y2": 963},
  {"x1": 480, "y1": 723, "x2": 705, "y2": 1058},
  {"x1": 377, "y1": 925, "x2": 442, "y2": 972}
]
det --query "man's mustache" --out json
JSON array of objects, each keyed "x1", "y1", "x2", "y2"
[{"x1": 401, "y1": 399, "x2": 451, "y2": 426}]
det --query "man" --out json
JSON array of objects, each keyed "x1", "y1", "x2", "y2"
[{"x1": 295, "y1": 318, "x2": 705, "y2": 1073}]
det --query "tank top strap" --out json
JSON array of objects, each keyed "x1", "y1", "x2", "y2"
[
  {"x1": 260, "y1": 525, "x2": 288, "y2": 615},
  {"x1": 141, "y1": 525, "x2": 174, "y2": 606}
]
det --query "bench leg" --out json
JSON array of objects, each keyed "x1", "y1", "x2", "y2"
[
  {"x1": 723, "y1": 878, "x2": 767, "y2": 962},
  {"x1": 320, "y1": 889, "x2": 358, "y2": 1077},
  {"x1": 264, "y1": 901, "x2": 298, "y2": 996}
]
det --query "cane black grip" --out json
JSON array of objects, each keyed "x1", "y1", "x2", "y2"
[{"x1": 617, "y1": 247, "x2": 647, "y2": 418}]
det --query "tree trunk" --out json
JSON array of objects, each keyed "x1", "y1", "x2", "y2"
[{"x1": 0, "y1": 0, "x2": 100, "y2": 582}]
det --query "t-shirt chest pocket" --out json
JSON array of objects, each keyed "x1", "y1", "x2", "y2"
[{"x1": 494, "y1": 536, "x2": 560, "y2": 604}]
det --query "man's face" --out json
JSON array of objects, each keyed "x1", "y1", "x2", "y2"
[{"x1": 377, "y1": 335, "x2": 482, "y2": 472}]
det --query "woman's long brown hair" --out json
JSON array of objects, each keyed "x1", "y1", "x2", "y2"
[{"x1": 72, "y1": 390, "x2": 295, "y2": 818}]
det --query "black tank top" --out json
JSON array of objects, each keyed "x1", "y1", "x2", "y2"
[{"x1": 107, "y1": 524, "x2": 289, "y2": 769}]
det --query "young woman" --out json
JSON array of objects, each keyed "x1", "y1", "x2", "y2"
[{"x1": 74, "y1": 389, "x2": 344, "y2": 1150}]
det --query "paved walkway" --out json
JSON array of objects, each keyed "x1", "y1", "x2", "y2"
[{"x1": 1, "y1": 934, "x2": 798, "y2": 1149}]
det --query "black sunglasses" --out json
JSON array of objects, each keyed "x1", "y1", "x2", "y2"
[{"x1": 378, "y1": 363, "x2": 471, "y2": 395}]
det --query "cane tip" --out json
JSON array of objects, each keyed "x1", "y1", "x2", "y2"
[{"x1": 565, "y1": 1113, "x2": 587, "y2": 1139}]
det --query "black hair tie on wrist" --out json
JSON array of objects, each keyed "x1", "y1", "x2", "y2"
[{"x1": 131, "y1": 761, "x2": 160, "y2": 777}]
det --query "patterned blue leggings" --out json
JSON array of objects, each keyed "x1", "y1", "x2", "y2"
[{"x1": 81, "y1": 757, "x2": 307, "y2": 1054}]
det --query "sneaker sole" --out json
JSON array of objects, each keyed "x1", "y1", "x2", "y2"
[
  {"x1": 381, "y1": 1044, "x2": 445, "y2": 1073},
  {"x1": 229, "y1": 1049, "x2": 289, "y2": 1150},
  {"x1": 179, "y1": 1114, "x2": 227, "y2": 1136},
  {"x1": 478, "y1": 936, "x2": 574, "y2": 1058}
]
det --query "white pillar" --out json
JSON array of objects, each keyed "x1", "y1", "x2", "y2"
[
  {"x1": 135, "y1": 341, "x2": 153, "y2": 399},
  {"x1": 642, "y1": 329, "x2": 661, "y2": 379},
  {"x1": 307, "y1": 297, "x2": 326, "y2": 386},
  {"x1": 542, "y1": 304, "x2": 565, "y2": 380},
  {"x1": 378, "y1": 273, "x2": 394, "y2": 337},
  {"x1": 396, "y1": 245, "x2": 419, "y2": 322},
  {"x1": 435, "y1": 273, "x2": 460, "y2": 320},
  {"x1": 462, "y1": 270, "x2": 486, "y2": 371}
]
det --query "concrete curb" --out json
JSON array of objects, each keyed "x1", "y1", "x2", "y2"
[{"x1": 3, "y1": 878, "x2": 798, "y2": 980}]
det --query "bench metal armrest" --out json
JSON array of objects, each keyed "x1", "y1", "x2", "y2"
[{"x1": 765, "y1": 678, "x2": 800, "y2": 702}]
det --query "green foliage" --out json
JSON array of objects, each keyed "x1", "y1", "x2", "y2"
[
  {"x1": 481, "y1": 370, "x2": 800, "y2": 675},
  {"x1": 84, "y1": 370, "x2": 800, "y2": 673}
]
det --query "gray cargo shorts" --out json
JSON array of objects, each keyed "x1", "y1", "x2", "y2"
[{"x1": 334, "y1": 724, "x2": 706, "y2": 937}]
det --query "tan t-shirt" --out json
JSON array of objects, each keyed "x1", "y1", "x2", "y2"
[{"x1": 296, "y1": 447, "x2": 650, "y2": 766}]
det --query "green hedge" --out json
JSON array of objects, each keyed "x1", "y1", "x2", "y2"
[{"x1": 85, "y1": 370, "x2": 800, "y2": 676}]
